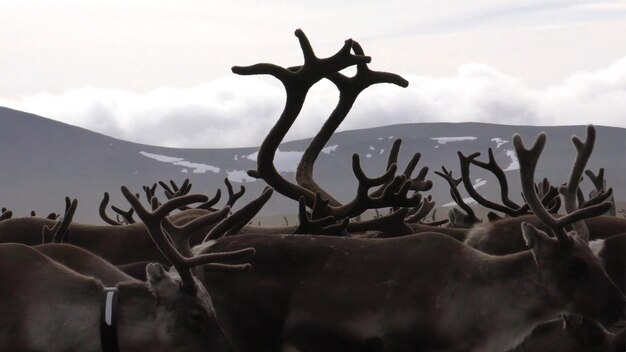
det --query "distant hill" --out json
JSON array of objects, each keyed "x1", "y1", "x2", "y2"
[{"x1": 1, "y1": 106, "x2": 624, "y2": 224}]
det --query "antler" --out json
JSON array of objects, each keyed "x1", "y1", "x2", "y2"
[
  {"x1": 513, "y1": 125, "x2": 611, "y2": 243},
  {"x1": 99, "y1": 192, "x2": 136, "y2": 225},
  {"x1": 435, "y1": 166, "x2": 480, "y2": 225},
  {"x1": 122, "y1": 186, "x2": 255, "y2": 294},
  {"x1": 237, "y1": 29, "x2": 370, "y2": 204},
  {"x1": 293, "y1": 196, "x2": 349, "y2": 236},
  {"x1": 204, "y1": 187, "x2": 274, "y2": 241},
  {"x1": 369, "y1": 139, "x2": 432, "y2": 200},
  {"x1": 405, "y1": 195, "x2": 436, "y2": 224},
  {"x1": 162, "y1": 207, "x2": 231, "y2": 257},
  {"x1": 458, "y1": 149, "x2": 560, "y2": 217},
  {"x1": 224, "y1": 178, "x2": 245, "y2": 207},
  {"x1": 42, "y1": 197, "x2": 77, "y2": 243},
  {"x1": 295, "y1": 41, "x2": 409, "y2": 207},
  {"x1": 582, "y1": 168, "x2": 615, "y2": 212},
  {"x1": 235, "y1": 29, "x2": 427, "y2": 228}
]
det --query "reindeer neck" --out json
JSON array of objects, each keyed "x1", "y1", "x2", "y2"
[{"x1": 115, "y1": 282, "x2": 160, "y2": 352}]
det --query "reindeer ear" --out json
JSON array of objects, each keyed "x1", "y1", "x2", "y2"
[
  {"x1": 521, "y1": 222, "x2": 556, "y2": 264},
  {"x1": 486, "y1": 211, "x2": 502, "y2": 222},
  {"x1": 147, "y1": 263, "x2": 180, "y2": 298}
]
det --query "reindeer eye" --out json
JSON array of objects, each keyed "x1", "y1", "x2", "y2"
[
  {"x1": 567, "y1": 258, "x2": 588, "y2": 278},
  {"x1": 189, "y1": 309, "x2": 206, "y2": 323}
]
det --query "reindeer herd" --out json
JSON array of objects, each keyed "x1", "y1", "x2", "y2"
[{"x1": 1, "y1": 30, "x2": 624, "y2": 352}]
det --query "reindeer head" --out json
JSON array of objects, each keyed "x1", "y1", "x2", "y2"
[
  {"x1": 140, "y1": 263, "x2": 231, "y2": 351},
  {"x1": 522, "y1": 223, "x2": 625, "y2": 329},
  {"x1": 122, "y1": 186, "x2": 254, "y2": 351},
  {"x1": 515, "y1": 126, "x2": 625, "y2": 331}
]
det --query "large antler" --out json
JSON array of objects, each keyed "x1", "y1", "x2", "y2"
[
  {"x1": 236, "y1": 30, "x2": 423, "y2": 222},
  {"x1": 236, "y1": 29, "x2": 369, "y2": 203},
  {"x1": 295, "y1": 41, "x2": 409, "y2": 207},
  {"x1": 122, "y1": 186, "x2": 255, "y2": 294},
  {"x1": 513, "y1": 126, "x2": 611, "y2": 243}
]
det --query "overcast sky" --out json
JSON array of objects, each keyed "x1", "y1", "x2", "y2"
[{"x1": 1, "y1": 0, "x2": 625, "y2": 148}]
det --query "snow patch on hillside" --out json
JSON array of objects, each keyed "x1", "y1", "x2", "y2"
[
  {"x1": 431, "y1": 136, "x2": 477, "y2": 144},
  {"x1": 491, "y1": 137, "x2": 509, "y2": 148},
  {"x1": 227, "y1": 170, "x2": 257, "y2": 183},
  {"x1": 246, "y1": 149, "x2": 304, "y2": 173},
  {"x1": 473, "y1": 178, "x2": 487, "y2": 188},
  {"x1": 139, "y1": 151, "x2": 220, "y2": 173},
  {"x1": 322, "y1": 145, "x2": 338, "y2": 154},
  {"x1": 503, "y1": 150, "x2": 520, "y2": 171},
  {"x1": 442, "y1": 197, "x2": 478, "y2": 207}
]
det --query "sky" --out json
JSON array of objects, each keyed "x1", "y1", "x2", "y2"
[{"x1": 1, "y1": 0, "x2": 625, "y2": 148}]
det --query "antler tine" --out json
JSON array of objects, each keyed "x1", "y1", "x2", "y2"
[
  {"x1": 310, "y1": 192, "x2": 331, "y2": 220},
  {"x1": 328, "y1": 154, "x2": 405, "y2": 218},
  {"x1": 99, "y1": 192, "x2": 123, "y2": 226},
  {"x1": 471, "y1": 148, "x2": 523, "y2": 210},
  {"x1": 405, "y1": 195, "x2": 436, "y2": 223},
  {"x1": 162, "y1": 207, "x2": 231, "y2": 257},
  {"x1": 512, "y1": 132, "x2": 571, "y2": 242},
  {"x1": 435, "y1": 166, "x2": 479, "y2": 224},
  {"x1": 459, "y1": 151, "x2": 529, "y2": 217},
  {"x1": 224, "y1": 178, "x2": 245, "y2": 207},
  {"x1": 294, "y1": 196, "x2": 347, "y2": 235},
  {"x1": 143, "y1": 183, "x2": 157, "y2": 200},
  {"x1": 557, "y1": 125, "x2": 612, "y2": 242},
  {"x1": 204, "y1": 188, "x2": 274, "y2": 241},
  {"x1": 513, "y1": 130, "x2": 611, "y2": 244},
  {"x1": 197, "y1": 189, "x2": 222, "y2": 210},
  {"x1": 347, "y1": 208, "x2": 413, "y2": 236},
  {"x1": 585, "y1": 168, "x2": 606, "y2": 193},
  {"x1": 111, "y1": 205, "x2": 135, "y2": 224},
  {"x1": 52, "y1": 198, "x2": 77, "y2": 243},
  {"x1": 582, "y1": 188, "x2": 613, "y2": 208}
]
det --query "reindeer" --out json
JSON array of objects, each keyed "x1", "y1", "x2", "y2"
[
  {"x1": 191, "y1": 34, "x2": 626, "y2": 350},
  {"x1": 0, "y1": 191, "x2": 255, "y2": 352},
  {"x1": 457, "y1": 138, "x2": 624, "y2": 255},
  {"x1": 0, "y1": 179, "x2": 245, "y2": 265},
  {"x1": 35, "y1": 243, "x2": 136, "y2": 286}
]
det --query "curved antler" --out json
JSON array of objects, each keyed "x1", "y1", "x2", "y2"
[
  {"x1": 295, "y1": 41, "x2": 409, "y2": 207},
  {"x1": 435, "y1": 166, "x2": 480, "y2": 226},
  {"x1": 122, "y1": 186, "x2": 255, "y2": 294},
  {"x1": 237, "y1": 29, "x2": 370, "y2": 204},
  {"x1": 513, "y1": 126, "x2": 611, "y2": 244}
]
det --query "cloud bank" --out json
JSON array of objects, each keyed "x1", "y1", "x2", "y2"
[{"x1": 2, "y1": 57, "x2": 625, "y2": 148}]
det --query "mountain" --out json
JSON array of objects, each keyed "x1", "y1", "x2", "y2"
[{"x1": 1, "y1": 106, "x2": 624, "y2": 224}]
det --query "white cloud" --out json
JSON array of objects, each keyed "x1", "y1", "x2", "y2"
[{"x1": 1, "y1": 57, "x2": 625, "y2": 148}]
